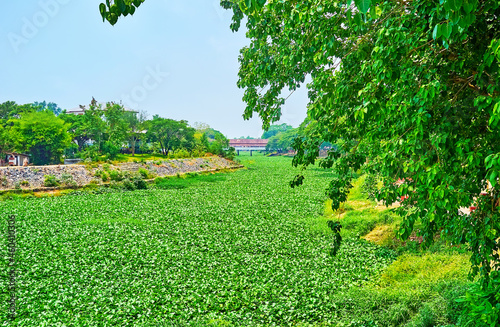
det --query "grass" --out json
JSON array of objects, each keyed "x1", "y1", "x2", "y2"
[{"x1": 313, "y1": 172, "x2": 474, "y2": 326}]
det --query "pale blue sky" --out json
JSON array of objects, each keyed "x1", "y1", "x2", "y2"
[{"x1": 0, "y1": 1, "x2": 309, "y2": 138}]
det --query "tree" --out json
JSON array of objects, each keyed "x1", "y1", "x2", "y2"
[
  {"x1": 33, "y1": 101, "x2": 62, "y2": 116},
  {"x1": 261, "y1": 123, "x2": 293, "y2": 139},
  {"x1": 59, "y1": 112, "x2": 90, "y2": 151},
  {"x1": 0, "y1": 101, "x2": 37, "y2": 119},
  {"x1": 0, "y1": 124, "x2": 10, "y2": 159},
  {"x1": 124, "y1": 110, "x2": 147, "y2": 156},
  {"x1": 266, "y1": 128, "x2": 298, "y2": 153},
  {"x1": 8, "y1": 110, "x2": 72, "y2": 165},
  {"x1": 83, "y1": 98, "x2": 107, "y2": 153},
  {"x1": 0, "y1": 101, "x2": 17, "y2": 120},
  {"x1": 146, "y1": 116, "x2": 195, "y2": 156}
]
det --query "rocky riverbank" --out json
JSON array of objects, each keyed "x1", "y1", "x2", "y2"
[{"x1": 0, "y1": 156, "x2": 241, "y2": 191}]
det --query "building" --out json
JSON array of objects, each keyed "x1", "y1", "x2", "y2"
[
  {"x1": 229, "y1": 139, "x2": 269, "y2": 151},
  {"x1": 3, "y1": 153, "x2": 30, "y2": 166}
]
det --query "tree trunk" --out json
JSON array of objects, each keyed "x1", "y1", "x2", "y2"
[{"x1": 130, "y1": 137, "x2": 136, "y2": 156}]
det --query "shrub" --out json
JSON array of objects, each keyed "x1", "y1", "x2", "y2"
[
  {"x1": 122, "y1": 178, "x2": 135, "y2": 191},
  {"x1": 109, "y1": 170, "x2": 124, "y2": 182},
  {"x1": 457, "y1": 272, "x2": 500, "y2": 326},
  {"x1": 362, "y1": 173, "x2": 379, "y2": 200},
  {"x1": 1, "y1": 176, "x2": 8, "y2": 187},
  {"x1": 138, "y1": 168, "x2": 151, "y2": 179},
  {"x1": 174, "y1": 148, "x2": 191, "y2": 159},
  {"x1": 102, "y1": 141, "x2": 120, "y2": 159},
  {"x1": 20, "y1": 180, "x2": 29, "y2": 186},
  {"x1": 133, "y1": 175, "x2": 148, "y2": 190},
  {"x1": 44, "y1": 175, "x2": 60, "y2": 187},
  {"x1": 61, "y1": 173, "x2": 77, "y2": 188}
]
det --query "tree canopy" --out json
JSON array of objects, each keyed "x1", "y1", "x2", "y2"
[
  {"x1": 261, "y1": 123, "x2": 293, "y2": 139},
  {"x1": 145, "y1": 116, "x2": 195, "y2": 156},
  {"x1": 8, "y1": 110, "x2": 72, "y2": 165}
]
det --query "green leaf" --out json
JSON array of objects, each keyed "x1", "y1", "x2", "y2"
[
  {"x1": 448, "y1": 0, "x2": 463, "y2": 11},
  {"x1": 107, "y1": 12, "x2": 118, "y2": 25},
  {"x1": 255, "y1": 0, "x2": 267, "y2": 9},
  {"x1": 432, "y1": 24, "x2": 441, "y2": 39},
  {"x1": 116, "y1": 0, "x2": 126, "y2": 13},
  {"x1": 490, "y1": 171, "x2": 498, "y2": 187},
  {"x1": 439, "y1": 22, "x2": 452, "y2": 39},
  {"x1": 353, "y1": 12, "x2": 362, "y2": 26},
  {"x1": 462, "y1": 0, "x2": 475, "y2": 13},
  {"x1": 354, "y1": 0, "x2": 371, "y2": 14},
  {"x1": 99, "y1": 3, "x2": 107, "y2": 22},
  {"x1": 110, "y1": 4, "x2": 120, "y2": 15}
]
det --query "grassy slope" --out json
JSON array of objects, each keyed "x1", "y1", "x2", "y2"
[
  {"x1": 0, "y1": 154, "x2": 473, "y2": 326},
  {"x1": 320, "y1": 175, "x2": 472, "y2": 326}
]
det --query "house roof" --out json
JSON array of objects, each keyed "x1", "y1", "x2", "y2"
[
  {"x1": 5, "y1": 152, "x2": 30, "y2": 157},
  {"x1": 229, "y1": 139, "x2": 268, "y2": 147}
]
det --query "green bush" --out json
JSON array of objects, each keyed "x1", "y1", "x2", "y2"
[
  {"x1": 121, "y1": 174, "x2": 148, "y2": 191},
  {"x1": 109, "y1": 170, "x2": 124, "y2": 182},
  {"x1": 362, "y1": 173, "x2": 379, "y2": 200},
  {"x1": 94, "y1": 170, "x2": 109, "y2": 182},
  {"x1": 138, "y1": 168, "x2": 151, "y2": 179},
  {"x1": 61, "y1": 173, "x2": 77, "y2": 188},
  {"x1": 122, "y1": 178, "x2": 135, "y2": 191},
  {"x1": 44, "y1": 175, "x2": 60, "y2": 187},
  {"x1": 457, "y1": 272, "x2": 500, "y2": 326},
  {"x1": 102, "y1": 141, "x2": 120, "y2": 160},
  {"x1": 133, "y1": 175, "x2": 148, "y2": 190}
]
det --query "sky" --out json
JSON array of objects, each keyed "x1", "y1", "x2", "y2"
[{"x1": 0, "y1": 0, "x2": 310, "y2": 138}]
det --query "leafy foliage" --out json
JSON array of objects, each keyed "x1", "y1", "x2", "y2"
[
  {"x1": 327, "y1": 220, "x2": 342, "y2": 256},
  {"x1": 145, "y1": 115, "x2": 195, "y2": 156},
  {"x1": 457, "y1": 271, "x2": 500, "y2": 326},
  {"x1": 99, "y1": 0, "x2": 145, "y2": 25},
  {"x1": 32, "y1": 101, "x2": 62, "y2": 116},
  {"x1": 43, "y1": 175, "x2": 60, "y2": 187},
  {"x1": 7, "y1": 110, "x2": 72, "y2": 165},
  {"x1": 261, "y1": 123, "x2": 293, "y2": 139}
]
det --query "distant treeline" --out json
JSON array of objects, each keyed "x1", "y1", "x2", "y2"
[{"x1": 0, "y1": 99, "x2": 233, "y2": 166}]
